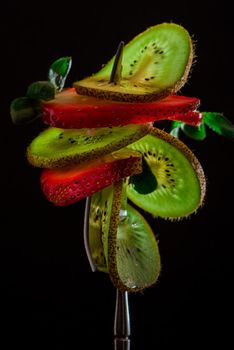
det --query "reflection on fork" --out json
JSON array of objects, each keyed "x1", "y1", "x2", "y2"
[{"x1": 114, "y1": 289, "x2": 130, "y2": 350}]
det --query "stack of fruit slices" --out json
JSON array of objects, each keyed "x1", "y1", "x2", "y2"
[{"x1": 26, "y1": 23, "x2": 206, "y2": 292}]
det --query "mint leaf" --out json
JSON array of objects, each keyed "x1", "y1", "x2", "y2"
[
  {"x1": 27, "y1": 81, "x2": 55, "y2": 101},
  {"x1": 182, "y1": 122, "x2": 207, "y2": 141},
  {"x1": 203, "y1": 112, "x2": 234, "y2": 140},
  {"x1": 48, "y1": 57, "x2": 72, "y2": 91},
  {"x1": 170, "y1": 121, "x2": 183, "y2": 138},
  {"x1": 10, "y1": 97, "x2": 41, "y2": 125}
]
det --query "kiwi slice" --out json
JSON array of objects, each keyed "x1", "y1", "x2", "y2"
[
  {"x1": 88, "y1": 195, "x2": 107, "y2": 272},
  {"x1": 88, "y1": 181, "x2": 161, "y2": 292},
  {"x1": 127, "y1": 128, "x2": 206, "y2": 219},
  {"x1": 27, "y1": 123, "x2": 150, "y2": 168},
  {"x1": 108, "y1": 202, "x2": 161, "y2": 292},
  {"x1": 88, "y1": 186, "x2": 113, "y2": 272},
  {"x1": 74, "y1": 23, "x2": 193, "y2": 102},
  {"x1": 88, "y1": 182, "x2": 123, "y2": 272}
]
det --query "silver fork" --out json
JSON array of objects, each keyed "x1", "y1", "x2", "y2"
[{"x1": 83, "y1": 196, "x2": 131, "y2": 350}]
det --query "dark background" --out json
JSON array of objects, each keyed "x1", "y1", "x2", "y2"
[{"x1": 1, "y1": 1, "x2": 233, "y2": 349}]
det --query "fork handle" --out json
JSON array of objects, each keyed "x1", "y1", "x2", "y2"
[{"x1": 114, "y1": 289, "x2": 131, "y2": 350}]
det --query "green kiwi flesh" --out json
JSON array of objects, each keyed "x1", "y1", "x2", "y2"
[
  {"x1": 74, "y1": 23, "x2": 193, "y2": 102},
  {"x1": 27, "y1": 123, "x2": 150, "y2": 168},
  {"x1": 127, "y1": 128, "x2": 206, "y2": 219},
  {"x1": 89, "y1": 185, "x2": 114, "y2": 272},
  {"x1": 89, "y1": 182, "x2": 123, "y2": 272},
  {"x1": 109, "y1": 202, "x2": 161, "y2": 292},
  {"x1": 88, "y1": 199, "x2": 107, "y2": 272}
]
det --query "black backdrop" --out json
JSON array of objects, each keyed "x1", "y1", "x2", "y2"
[{"x1": 1, "y1": 1, "x2": 233, "y2": 349}]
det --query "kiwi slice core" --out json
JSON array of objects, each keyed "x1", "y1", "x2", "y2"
[
  {"x1": 74, "y1": 23, "x2": 193, "y2": 102},
  {"x1": 127, "y1": 128, "x2": 206, "y2": 219}
]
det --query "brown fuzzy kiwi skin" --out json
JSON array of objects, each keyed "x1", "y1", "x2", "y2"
[
  {"x1": 74, "y1": 25, "x2": 194, "y2": 103},
  {"x1": 105, "y1": 180, "x2": 126, "y2": 290},
  {"x1": 26, "y1": 123, "x2": 152, "y2": 168},
  {"x1": 74, "y1": 82, "x2": 172, "y2": 103},
  {"x1": 108, "y1": 180, "x2": 160, "y2": 293},
  {"x1": 171, "y1": 35, "x2": 194, "y2": 97},
  {"x1": 150, "y1": 127, "x2": 206, "y2": 220}
]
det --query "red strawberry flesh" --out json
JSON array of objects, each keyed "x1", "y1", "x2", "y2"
[
  {"x1": 42, "y1": 88, "x2": 201, "y2": 129},
  {"x1": 40, "y1": 149, "x2": 142, "y2": 206}
]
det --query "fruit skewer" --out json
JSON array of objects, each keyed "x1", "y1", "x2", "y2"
[
  {"x1": 10, "y1": 22, "x2": 234, "y2": 350},
  {"x1": 19, "y1": 22, "x2": 206, "y2": 296}
]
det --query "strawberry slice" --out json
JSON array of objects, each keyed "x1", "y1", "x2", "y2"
[
  {"x1": 40, "y1": 149, "x2": 142, "y2": 206},
  {"x1": 42, "y1": 88, "x2": 201, "y2": 129}
]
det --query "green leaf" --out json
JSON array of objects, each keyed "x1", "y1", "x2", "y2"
[
  {"x1": 170, "y1": 121, "x2": 183, "y2": 138},
  {"x1": 10, "y1": 97, "x2": 42, "y2": 125},
  {"x1": 170, "y1": 127, "x2": 180, "y2": 138},
  {"x1": 129, "y1": 157, "x2": 157, "y2": 194},
  {"x1": 182, "y1": 122, "x2": 207, "y2": 141},
  {"x1": 48, "y1": 57, "x2": 72, "y2": 91},
  {"x1": 171, "y1": 121, "x2": 183, "y2": 129},
  {"x1": 27, "y1": 81, "x2": 55, "y2": 101},
  {"x1": 203, "y1": 112, "x2": 234, "y2": 139}
]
